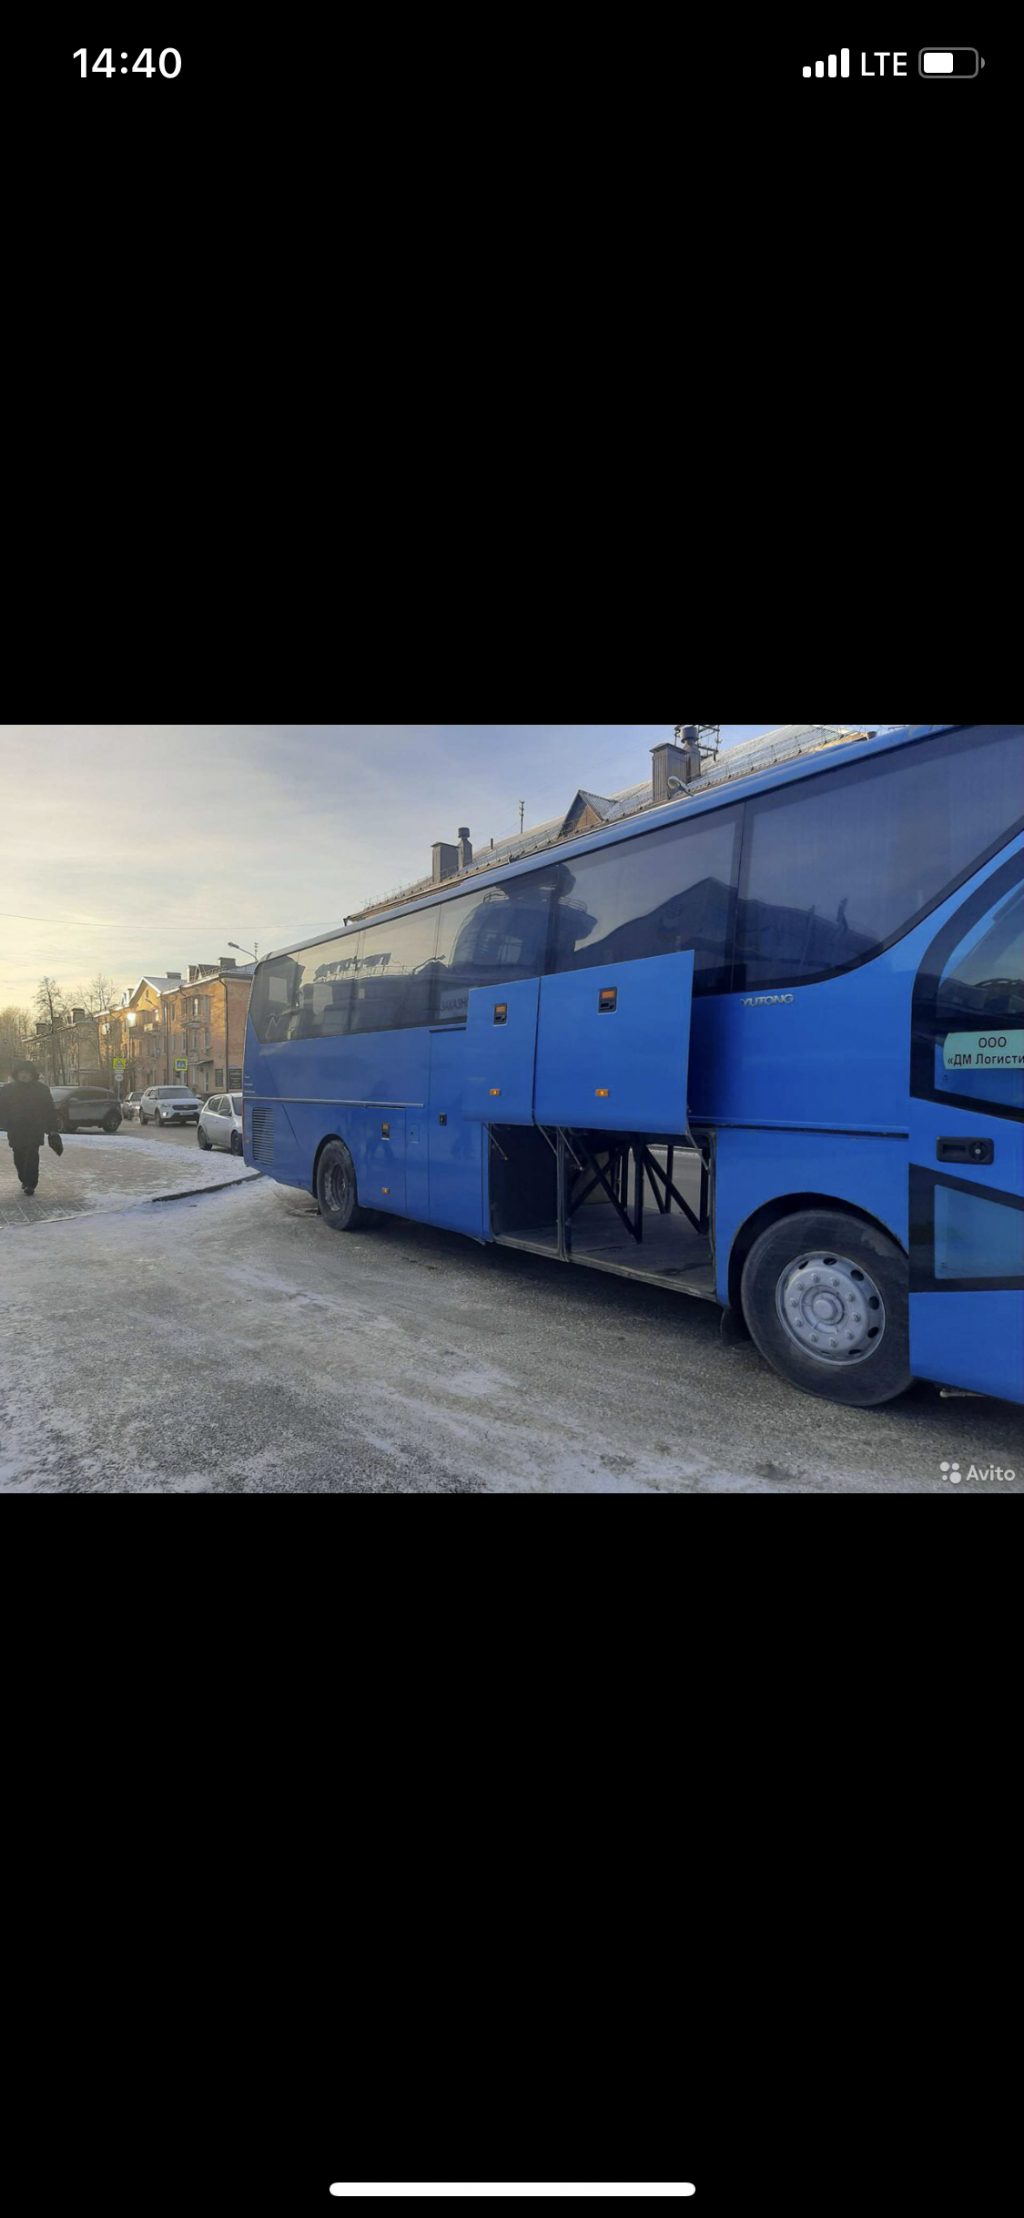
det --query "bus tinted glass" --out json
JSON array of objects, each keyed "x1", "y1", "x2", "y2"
[
  {"x1": 349, "y1": 907, "x2": 438, "y2": 1033},
  {"x1": 431, "y1": 869, "x2": 556, "y2": 1024},
  {"x1": 735, "y1": 724, "x2": 1023, "y2": 989},
  {"x1": 249, "y1": 909, "x2": 440, "y2": 1041},
  {"x1": 249, "y1": 937, "x2": 358, "y2": 1041},
  {"x1": 546, "y1": 805, "x2": 740, "y2": 992}
]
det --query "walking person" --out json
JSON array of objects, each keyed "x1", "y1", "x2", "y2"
[{"x1": 0, "y1": 1062, "x2": 62, "y2": 1196}]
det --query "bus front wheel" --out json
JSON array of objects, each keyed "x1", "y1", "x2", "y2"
[
  {"x1": 316, "y1": 1140, "x2": 380, "y2": 1232},
  {"x1": 740, "y1": 1208, "x2": 912, "y2": 1408}
]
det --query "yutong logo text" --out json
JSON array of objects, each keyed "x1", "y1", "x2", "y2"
[{"x1": 742, "y1": 995, "x2": 795, "y2": 1007}]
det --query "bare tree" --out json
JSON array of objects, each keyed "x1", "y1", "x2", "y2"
[
  {"x1": 88, "y1": 972, "x2": 121, "y2": 1013},
  {"x1": 0, "y1": 1005, "x2": 33, "y2": 1077},
  {"x1": 34, "y1": 977, "x2": 71, "y2": 1085}
]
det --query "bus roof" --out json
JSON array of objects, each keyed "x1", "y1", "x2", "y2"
[{"x1": 262, "y1": 724, "x2": 960, "y2": 964}]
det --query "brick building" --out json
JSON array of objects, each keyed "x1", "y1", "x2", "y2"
[
  {"x1": 100, "y1": 975, "x2": 183, "y2": 1096},
  {"x1": 158, "y1": 958, "x2": 253, "y2": 1097}
]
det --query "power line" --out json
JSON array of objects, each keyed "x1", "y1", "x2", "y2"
[{"x1": 0, "y1": 905, "x2": 290, "y2": 937}]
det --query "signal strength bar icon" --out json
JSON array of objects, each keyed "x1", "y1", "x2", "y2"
[{"x1": 803, "y1": 50, "x2": 850, "y2": 77}]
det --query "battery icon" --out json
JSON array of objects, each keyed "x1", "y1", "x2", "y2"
[{"x1": 919, "y1": 49, "x2": 983, "y2": 76}]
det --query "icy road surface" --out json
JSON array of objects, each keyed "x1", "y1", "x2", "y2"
[
  {"x1": 1, "y1": 1175, "x2": 1021, "y2": 1492},
  {"x1": 0, "y1": 1128, "x2": 255, "y2": 1228}
]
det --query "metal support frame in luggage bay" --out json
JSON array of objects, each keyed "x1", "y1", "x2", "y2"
[
  {"x1": 555, "y1": 1131, "x2": 709, "y2": 1248},
  {"x1": 491, "y1": 1122, "x2": 717, "y2": 1298}
]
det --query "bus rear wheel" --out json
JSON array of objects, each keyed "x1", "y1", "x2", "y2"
[
  {"x1": 316, "y1": 1140, "x2": 380, "y2": 1231},
  {"x1": 740, "y1": 1208, "x2": 912, "y2": 1408}
]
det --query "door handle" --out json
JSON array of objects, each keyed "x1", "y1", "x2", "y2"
[{"x1": 937, "y1": 1136, "x2": 994, "y2": 1164}]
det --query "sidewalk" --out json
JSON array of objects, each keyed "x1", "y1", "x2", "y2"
[{"x1": 0, "y1": 1131, "x2": 258, "y2": 1230}]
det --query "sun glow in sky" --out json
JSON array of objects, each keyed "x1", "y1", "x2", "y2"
[{"x1": 0, "y1": 724, "x2": 874, "y2": 1014}]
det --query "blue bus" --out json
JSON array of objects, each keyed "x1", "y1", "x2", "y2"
[{"x1": 242, "y1": 723, "x2": 1024, "y2": 1409}]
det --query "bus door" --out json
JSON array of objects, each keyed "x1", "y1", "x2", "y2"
[
  {"x1": 534, "y1": 949, "x2": 694, "y2": 1134},
  {"x1": 907, "y1": 853, "x2": 1024, "y2": 1403}
]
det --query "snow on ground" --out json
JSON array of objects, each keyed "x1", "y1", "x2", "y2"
[
  {"x1": 0, "y1": 1134, "x2": 255, "y2": 1232},
  {"x1": 1, "y1": 1170, "x2": 1021, "y2": 1493},
  {"x1": 0, "y1": 1130, "x2": 256, "y2": 1225}
]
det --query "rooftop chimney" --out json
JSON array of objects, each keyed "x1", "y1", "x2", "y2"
[
  {"x1": 651, "y1": 737, "x2": 692, "y2": 804},
  {"x1": 457, "y1": 826, "x2": 473, "y2": 868},
  {"x1": 432, "y1": 840, "x2": 459, "y2": 884},
  {"x1": 70, "y1": 1007, "x2": 87, "y2": 1023},
  {"x1": 166, "y1": 972, "x2": 182, "y2": 982},
  {"x1": 219, "y1": 956, "x2": 237, "y2": 969}
]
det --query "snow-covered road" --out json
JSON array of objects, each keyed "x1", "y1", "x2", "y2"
[
  {"x1": 1, "y1": 1171, "x2": 1020, "y2": 1491},
  {"x1": 0, "y1": 1129, "x2": 255, "y2": 1228}
]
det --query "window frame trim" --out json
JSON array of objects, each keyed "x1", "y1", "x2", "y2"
[{"x1": 908, "y1": 1164, "x2": 1024, "y2": 1293}]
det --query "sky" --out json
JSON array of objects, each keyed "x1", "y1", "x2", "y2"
[{"x1": 0, "y1": 723, "x2": 881, "y2": 1013}]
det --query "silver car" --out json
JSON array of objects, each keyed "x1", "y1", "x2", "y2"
[
  {"x1": 197, "y1": 1092, "x2": 243, "y2": 1154},
  {"x1": 138, "y1": 1085, "x2": 202, "y2": 1126},
  {"x1": 120, "y1": 1091, "x2": 145, "y2": 1121}
]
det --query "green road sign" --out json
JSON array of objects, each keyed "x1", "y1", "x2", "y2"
[
  {"x1": 174, "y1": 1058, "x2": 188, "y2": 1070},
  {"x1": 112, "y1": 1057, "x2": 126, "y2": 1071}
]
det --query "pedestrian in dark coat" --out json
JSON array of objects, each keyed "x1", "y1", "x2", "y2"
[{"x1": 0, "y1": 1062, "x2": 60, "y2": 1196}]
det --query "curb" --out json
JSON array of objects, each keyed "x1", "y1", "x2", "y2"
[
  {"x1": 3, "y1": 1172, "x2": 259, "y2": 1230},
  {"x1": 145, "y1": 1172, "x2": 258, "y2": 1205}
]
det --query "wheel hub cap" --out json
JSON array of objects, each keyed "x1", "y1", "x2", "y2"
[{"x1": 776, "y1": 1251, "x2": 886, "y2": 1365}]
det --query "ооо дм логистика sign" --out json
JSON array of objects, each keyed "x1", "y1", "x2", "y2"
[{"x1": 329, "y1": 2192, "x2": 697, "y2": 2201}]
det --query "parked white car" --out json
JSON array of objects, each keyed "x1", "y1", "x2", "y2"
[
  {"x1": 138, "y1": 1085, "x2": 202, "y2": 1126},
  {"x1": 197, "y1": 1092, "x2": 243, "y2": 1153}
]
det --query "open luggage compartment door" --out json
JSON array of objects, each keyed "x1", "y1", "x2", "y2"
[
  {"x1": 461, "y1": 975, "x2": 541, "y2": 1124},
  {"x1": 534, "y1": 950, "x2": 694, "y2": 1134}
]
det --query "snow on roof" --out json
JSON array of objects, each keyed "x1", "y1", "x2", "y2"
[{"x1": 320, "y1": 725, "x2": 874, "y2": 934}]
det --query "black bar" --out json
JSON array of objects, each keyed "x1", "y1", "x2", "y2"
[
  {"x1": 642, "y1": 1149, "x2": 703, "y2": 1236},
  {"x1": 557, "y1": 1128, "x2": 571, "y2": 1258}
]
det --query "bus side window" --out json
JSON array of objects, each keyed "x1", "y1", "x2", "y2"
[
  {"x1": 735, "y1": 724, "x2": 1024, "y2": 990},
  {"x1": 933, "y1": 881, "x2": 1024, "y2": 1112},
  {"x1": 432, "y1": 872, "x2": 554, "y2": 1021},
  {"x1": 546, "y1": 806, "x2": 740, "y2": 990},
  {"x1": 349, "y1": 909, "x2": 438, "y2": 1032}
]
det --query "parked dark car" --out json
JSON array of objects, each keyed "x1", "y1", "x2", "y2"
[{"x1": 49, "y1": 1085, "x2": 123, "y2": 1134}]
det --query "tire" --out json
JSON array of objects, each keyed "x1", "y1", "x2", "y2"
[
  {"x1": 197, "y1": 1126, "x2": 211, "y2": 1149},
  {"x1": 139, "y1": 1112, "x2": 148, "y2": 1125},
  {"x1": 103, "y1": 1113, "x2": 120, "y2": 1133},
  {"x1": 54, "y1": 1113, "x2": 67, "y2": 1133},
  {"x1": 740, "y1": 1208, "x2": 912, "y2": 1409},
  {"x1": 229, "y1": 1132, "x2": 242, "y2": 1155},
  {"x1": 315, "y1": 1139, "x2": 381, "y2": 1231}
]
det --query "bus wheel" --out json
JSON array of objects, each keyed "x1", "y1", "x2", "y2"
[
  {"x1": 316, "y1": 1140, "x2": 380, "y2": 1231},
  {"x1": 740, "y1": 1209, "x2": 912, "y2": 1408}
]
